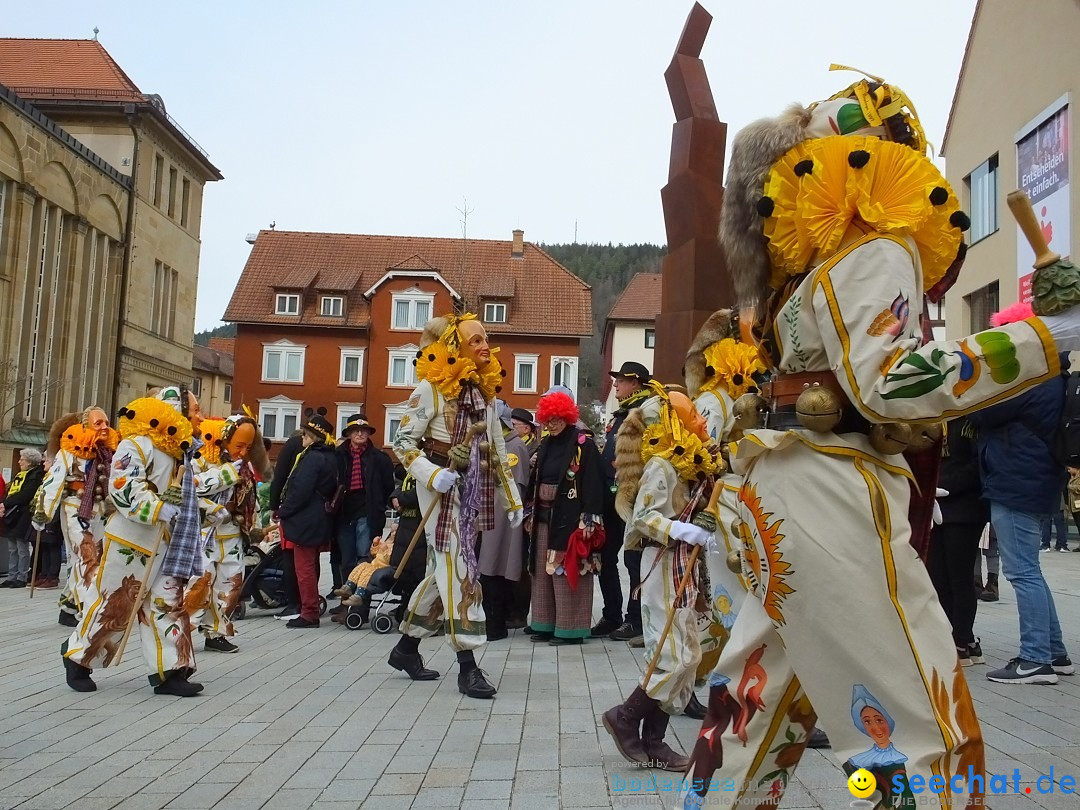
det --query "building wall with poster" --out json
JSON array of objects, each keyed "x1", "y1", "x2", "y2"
[{"x1": 941, "y1": 0, "x2": 1079, "y2": 337}]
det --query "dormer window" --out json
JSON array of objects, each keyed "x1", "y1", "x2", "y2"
[
  {"x1": 483, "y1": 302, "x2": 507, "y2": 323},
  {"x1": 321, "y1": 295, "x2": 344, "y2": 317},
  {"x1": 391, "y1": 291, "x2": 434, "y2": 330},
  {"x1": 275, "y1": 293, "x2": 300, "y2": 315}
]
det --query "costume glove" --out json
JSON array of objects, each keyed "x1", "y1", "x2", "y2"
[
  {"x1": 507, "y1": 507, "x2": 524, "y2": 528},
  {"x1": 932, "y1": 487, "x2": 949, "y2": 527},
  {"x1": 432, "y1": 469, "x2": 459, "y2": 494},
  {"x1": 158, "y1": 503, "x2": 180, "y2": 525},
  {"x1": 31, "y1": 521, "x2": 45, "y2": 532},
  {"x1": 205, "y1": 507, "x2": 228, "y2": 526},
  {"x1": 670, "y1": 520, "x2": 714, "y2": 550}
]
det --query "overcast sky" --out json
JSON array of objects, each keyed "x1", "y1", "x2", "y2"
[{"x1": 7, "y1": 0, "x2": 977, "y2": 330}]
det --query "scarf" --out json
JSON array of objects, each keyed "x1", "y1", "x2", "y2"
[
  {"x1": 160, "y1": 442, "x2": 204, "y2": 579},
  {"x1": 77, "y1": 442, "x2": 114, "y2": 523},
  {"x1": 615, "y1": 387, "x2": 652, "y2": 418},
  {"x1": 435, "y1": 382, "x2": 494, "y2": 585}
]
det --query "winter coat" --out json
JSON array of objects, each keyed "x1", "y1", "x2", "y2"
[
  {"x1": 2, "y1": 464, "x2": 44, "y2": 539},
  {"x1": 936, "y1": 418, "x2": 988, "y2": 525},
  {"x1": 334, "y1": 442, "x2": 395, "y2": 537},
  {"x1": 278, "y1": 442, "x2": 339, "y2": 547},
  {"x1": 969, "y1": 367, "x2": 1067, "y2": 515},
  {"x1": 527, "y1": 427, "x2": 605, "y2": 554},
  {"x1": 388, "y1": 479, "x2": 426, "y2": 584},
  {"x1": 268, "y1": 433, "x2": 304, "y2": 512}
]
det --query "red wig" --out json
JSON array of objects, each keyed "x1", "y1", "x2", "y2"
[{"x1": 536, "y1": 391, "x2": 579, "y2": 425}]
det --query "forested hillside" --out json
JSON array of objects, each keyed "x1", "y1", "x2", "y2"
[{"x1": 194, "y1": 323, "x2": 237, "y2": 346}]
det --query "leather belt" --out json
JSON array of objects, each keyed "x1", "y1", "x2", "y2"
[
  {"x1": 764, "y1": 371, "x2": 848, "y2": 409},
  {"x1": 766, "y1": 406, "x2": 872, "y2": 435},
  {"x1": 422, "y1": 438, "x2": 452, "y2": 467}
]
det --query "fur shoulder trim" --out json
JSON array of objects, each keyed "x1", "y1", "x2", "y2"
[
  {"x1": 47, "y1": 413, "x2": 82, "y2": 457},
  {"x1": 685, "y1": 309, "x2": 735, "y2": 395},
  {"x1": 720, "y1": 103, "x2": 812, "y2": 313},
  {"x1": 614, "y1": 409, "x2": 646, "y2": 522}
]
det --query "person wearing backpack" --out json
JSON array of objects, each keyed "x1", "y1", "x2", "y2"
[{"x1": 968, "y1": 349, "x2": 1073, "y2": 684}]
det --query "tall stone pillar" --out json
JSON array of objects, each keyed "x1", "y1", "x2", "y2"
[{"x1": 652, "y1": 2, "x2": 732, "y2": 384}]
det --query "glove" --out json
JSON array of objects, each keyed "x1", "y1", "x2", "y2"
[
  {"x1": 932, "y1": 487, "x2": 949, "y2": 527},
  {"x1": 670, "y1": 520, "x2": 714, "y2": 550},
  {"x1": 507, "y1": 507, "x2": 524, "y2": 528},
  {"x1": 205, "y1": 507, "x2": 228, "y2": 526},
  {"x1": 158, "y1": 503, "x2": 180, "y2": 525},
  {"x1": 31, "y1": 521, "x2": 45, "y2": 532},
  {"x1": 448, "y1": 442, "x2": 471, "y2": 470},
  {"x1": 432, "y1": 469, "x2": 459, "y2": 494},
  {"x1": 1038, "y1": 310, "x2": 1080, "y2": 352}
]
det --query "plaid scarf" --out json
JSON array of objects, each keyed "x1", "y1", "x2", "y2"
[
  {"x1": 77, "y1": 442, "x2": 114, "y2": 523},
  {"x1": 160, "y1": 443, "x2": 204, "y2": 579},
  {"x1": 638, "y1": 479, "x2": 709, "y2": 609},
  {"x1": 433, "y1": 383, "x2": 495, "y2": 585}
]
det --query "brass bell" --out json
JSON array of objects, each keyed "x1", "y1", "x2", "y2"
[
  {"x1": 733, "y1": 393, "x2": 768, "y2": 434},
  {"x1": 795, "y1": 386, "x2": 842, "y2": 432},
  {"x1": 906, "y1": 422, "x2": 944, "y2": 452},
  {"x1": 479, "y1": 458, "x2": 491, "y2": 472},
  {"x1": 868, "y1": 422, "x2": 913, "y2": 455},
  {"x1": 726, "y1": 550, "x2": 742, "y2": 574},
  {"x1": 478, "y1": 441, "x2": 491, "y2": 456}
]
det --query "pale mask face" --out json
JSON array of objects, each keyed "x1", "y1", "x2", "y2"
[
  {"x1": 458, "y1": 320, "x2": 491, "y2": 367},
  {"x1": 86, "y1": 409, "x2": 110, "y2": 443},
  {"x1": 225, "y1": 422, "x2": 256, "y2": 461},
  {"x1": 186, "y1": 393, "x2": 204, "y2": 433}
]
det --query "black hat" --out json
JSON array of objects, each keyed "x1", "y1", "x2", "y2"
[
  {"x1": 303, "y1": 413, "x2": 334, "y2": 442},
  {"x1": 510, "y1": 408, "x2": 535, "y2": 425},
  {"x1": 609, "y1": 361, "x2": 652, "y2": 383},
  {"x1": 341, "y1": 414, "x2": 375, "y2": 437}
]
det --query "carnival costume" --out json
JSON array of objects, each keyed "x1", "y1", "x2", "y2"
[
  {"x1": 389, "y1": 313, "x2": 523, "y2": 699},
  {"x1": 674, "y1": 68, "x2": 1080, "y2": 808},
  {"x1": 62, "y1": 385, "x2": 212, "y2": 697},
  {"x1": 37, "y1": 409, "x2": 119, "y2": 627},
  {"x1": 602, "y1": 391, "x2": 722, "y2": 772}
]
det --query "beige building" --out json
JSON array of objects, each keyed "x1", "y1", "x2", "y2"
[
  {"x1": 192, "y1": 339, "x2": 234, "y2": 419},
  {"x1": 942, "y1": 0, "x2": 1079, "y2": 337},
  {"x1": 0, "y1": 39, "x2": 221, "y2": 461},
  {"x1": 601, "y1": 273, "x2": 659, "y2": 412}
]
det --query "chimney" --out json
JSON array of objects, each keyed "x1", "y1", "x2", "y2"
[{"x1": 511, "y1": 229, "x2": 524, "y2": 258}]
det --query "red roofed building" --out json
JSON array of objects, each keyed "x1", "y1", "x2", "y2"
[
  {"x1": 225, "y1": 229, "x2": 592, "y2": 450},
  {"x1": 601, "y1": 273, "x2": 661, "y2": 410}
]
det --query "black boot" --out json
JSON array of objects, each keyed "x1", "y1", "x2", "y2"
[
  {"x1": 641, "y1": 704, "x2": 689, "y2": 771},
  {"x1": 388, "y1": 645, "x2": 440, "y2": 680},
  {"x1": 58, "y1": 610, "x2": 78, "y2": 628},
  {"x1": 683, "y1": 692, "x2": 707, "y2": 719},
  {"x1": 62, "y1": 653, "x2": 96, "y2": 692},
  {"x1": 153, "y1": 672, "x2": 202, "y2": 697},
  {"x1": 979, "y1": 573, "x2": 999, "y2": 602},
  {"x1": 806, "y1": 727, "x2": 830, "y2": 749},
  {"x1": 457, "y1": 651, "x2": 496, "y2": 698},
  {"x1": 601, "y1": 687, "x2": 656, "y2": 766}
]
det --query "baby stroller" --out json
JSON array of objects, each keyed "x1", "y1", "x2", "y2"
[
  {"x1": 342, "y1": 566, "x2": 404, "y2": 633},
  {"x1": 229, "y1": 529, "x2": 327, "y2": 620}
]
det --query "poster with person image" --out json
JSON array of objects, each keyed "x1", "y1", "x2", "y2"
[{"x1": 1017, "y1": 100, "x2": 1070, "y2": 301}]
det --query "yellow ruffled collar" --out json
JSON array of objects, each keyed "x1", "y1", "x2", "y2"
[
  {"x1": 698, "y1": 339, "x2": 767, "y2": 400},
  {"x1": 642, "y1": 421, "x2": 721, "y2": 483},
  {"x1": 117, "y1": 397, "x2": 194, "y2": 460},
  {"x1": 415, "y1": 343, "x2": 505, "y2": 402},
  {"x1": 760, "y1": 134, "x2": 966, "y2": 291},
  {"x1": 195, "y1": 418, "x2": 227, "y2": 466},
  {"x1": 60, "y1": 425, "x2": 119, "y2": 459}
]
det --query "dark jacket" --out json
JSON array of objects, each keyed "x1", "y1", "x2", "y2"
[
  {"x1": 969, "y1": 368, "x2": 1067, "y2": 514},
  {"x1": 528, "y1": 427, "x2": 605, "y2": 557},
  {"x1": 278, "y1": 442, "x2": 339, "y2": 547},
  {"x1": 388, "y1": 479, "x2": 427, "y2": 584},
  {"x1": 2, "y1": 464, "x2": 44, "y2": 540},
  {"x1": 269, "y1": 433, "x2": 304, "y2": 512},
  {"x1": 937, "y1": 418, "x2": 988, "y2": 525},
  {"x1": 334, "y1": 442, "x2": 395, "y2": 536}
]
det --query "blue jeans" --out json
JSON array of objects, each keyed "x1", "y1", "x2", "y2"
[
  {"x1": 991, "y1": 502, "x2": 1069, "y2": 664},
  {"x1": 337, "y1": 517, "x2": 372, "y2": 576}
]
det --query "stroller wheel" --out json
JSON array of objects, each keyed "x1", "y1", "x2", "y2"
[
  {"x1": 372, "y1": 613, "x2": 394, "y2": 634},
  {"x1": 227, "y1": 601, "x2": 247, "y2": 622},
  {"x1": 318, "y1": 596, "x2": 328, "y2": 616},
  {"x1": 345, "y1": 611, "x2": 366, "y2": 630}
]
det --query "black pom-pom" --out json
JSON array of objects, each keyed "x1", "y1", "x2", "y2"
[
  {"x1": 203, "y1": 432, "x2": 212, "y2": 440},
  {"x1": 215, "y1": 439, "x2": 222, "y2": 446},
  {"x1": 929, "y1": 186, "x2": 949, "y2": 206},
  {"x1": 495, "y1": 386, "x2": 502, "y2": 394},
  {"x1": 317, "y1": 407, "x2": 327, "y2": 416},
  {"x1": 848, "y1": 150, "x2": 871, "y2": 169},
  {"x1": 167, "y1": 426, "x2": 177, "y2": 435},
  {"x1": 180, "y1": 441, "x2": 190, "y2": 451},
  {"x1": 149, "y1": 419, "x2": 159, "y2": 428},
  {"x1": 415, "y1": 350, "x2": 423, "y2": 359},
  {"x1": 794, "y1": 159, "x2": 814, "y2": 177},
  {"x1": 756, "y1": 196, "x2": 775, "y2": 217},
  {"x1": 500, "y1": 369, "x2": 507, "y2": 377},
  {"x1": 412, "y1": 359, "x2": 417, "y2": 366},
  {"x1": 66, "y1": 432, "x2": 75, "y2": 440},
  {"x1": 447, "y1": 357, "x2": 456, "y2": 365},
  {"x1": 648, "y1": 438, "x2": 659, "y2": 445},
  {"x1": 427, "y1": 353, "x2": 436, "y2": 362},
  {"x1": 950, "y1": 211, "x2": 971, "y2": 231},
  {"x1": 694, "y1": 454, "x2": 703, "y2": 465},
  {"x1": 748, "y1": 385, "x2": 759, "y2": 394},
  {"x1": 732, "y1": 373, "x2": 744, "y2": 386},
  {"x1": 673, "y1": 445, "x2": 685, "y2": 455},
  {"x1": 704, "y1": 365, "x2": 715, "y2": 378},
  {"x1": 194, "y1": 451, "x2": 202, "y2": 459}
]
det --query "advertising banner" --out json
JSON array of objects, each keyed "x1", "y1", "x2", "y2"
[{"x1": 1017, "y1": 103, "x2": 1070, "y2": 301}]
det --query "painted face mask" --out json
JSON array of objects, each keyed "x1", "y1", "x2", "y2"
[
  {"x1": 457, "y1": 319, "x2": 492, "y2": 367},
  {"x1": 668, "y1": 391, "x2": 708, "y2": 440},
  {"x1": 225, "y1": 421, "x2": 256, "y2": 461}
]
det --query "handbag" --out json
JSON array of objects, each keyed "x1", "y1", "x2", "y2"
[
  {"x1": 2, "y1": 503, "x2": 22, "y2": 531},
  {"x1": 324, "y1": 484, "x2": 346, "y2": 515}
]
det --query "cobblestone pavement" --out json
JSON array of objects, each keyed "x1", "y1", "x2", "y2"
[{"x1": 0, "y1": 550, "x2": 1077, "y2": 809}]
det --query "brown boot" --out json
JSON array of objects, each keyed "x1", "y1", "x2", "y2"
[
  {"x1": 602, "y1": 687, "x2": 655, "y2": 766},
  {"x1": 641, "y1": 704, "x2": 689, "y2": 771}
]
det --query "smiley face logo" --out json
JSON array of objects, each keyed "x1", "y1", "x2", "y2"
[{"x1": 847, "y1": 768, "x2": 876, "y2": 799}]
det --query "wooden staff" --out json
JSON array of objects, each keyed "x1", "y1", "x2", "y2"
[
  {"x1": 393, "y1": 493, "x2": 442, "y2": 580},
  {"x1": 111, "y1": 531, "x2": 164, "y2": 667},
  {"x1": 28, "y1": 529, "x2": 42, "y2": 599},
  {"x1": 1007, "y1": 190, "x2": 1060, "y2": 269},
  {"x1": 641, "y1": 483, "x2": 723, "y2": 687}
]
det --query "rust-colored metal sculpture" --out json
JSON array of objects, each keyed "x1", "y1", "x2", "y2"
[{"x1": 653, "y1": 2, "x2": 733, "y2": 383}]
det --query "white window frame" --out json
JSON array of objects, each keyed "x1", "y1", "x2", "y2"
[
  {"x1": 262, "y1": 340, "x2": 306, "y2": 383},
  {"x1": 275, "y1": 293, "x2": 300, "y2": 315},
  {"x1": 223, "y1": 383, "x2": 232, "y2": 405},
  {"x1": 336, "y1": 404, "x2": 365, "y2": 438},
  {"x1": 321, "y1": 295, "x2": 344, "y2": 317},
  {"x1": 385, "y1": 403, "x2": 409, "y2": 444},
  {"x1": 387, "y1": 345, "x2": 419, "y2": 388},
  {"x1": 339, "y1": 347, "x2": 365, "y2": 386},
  {"x1": 483, "y1": 302, "x2": 507, "y2": 323},
  {"x1": 965, "y1": 154, "x2": 999, "y2": 245},
  {"x1": 391, "y1": 291, "x2": 435, "y2": 330},
  {"x1": 514, "y1": 353, "x2": 539, "y2": 394},
  {"x1": 550, "y1": 356, "x2": 579, "y2": 395},
  {"x1": 644, "y1": 328, "x2": 656, "y2": 349},
  {"x1": 258, "y1": 396, "x2": 303, "y2": 442}
]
